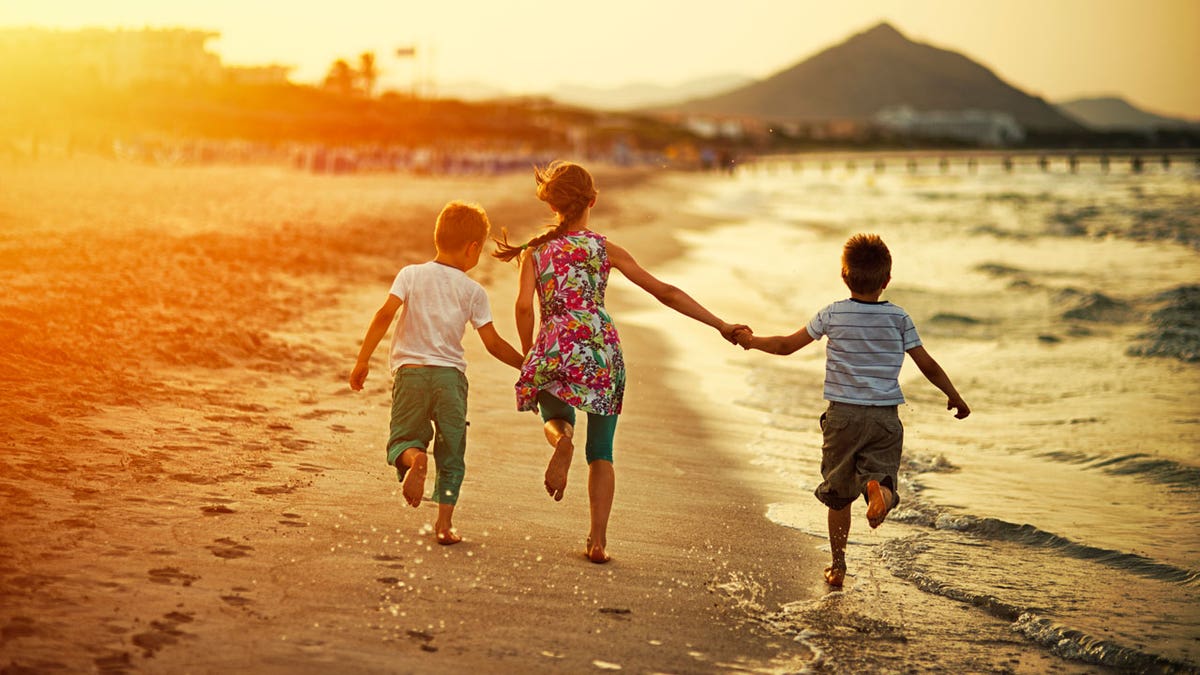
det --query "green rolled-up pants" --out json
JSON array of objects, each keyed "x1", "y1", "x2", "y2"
[{"x1": 387, "y1": 366, "x2": 469, "y2": 505}]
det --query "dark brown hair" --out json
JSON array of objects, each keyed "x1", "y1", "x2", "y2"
[
  {"x1": 492, "y1": 160, "x2": 597, "y2": 262},
  {"x1": 841, "y1": 233, "x2": 892, "y2": 294}
]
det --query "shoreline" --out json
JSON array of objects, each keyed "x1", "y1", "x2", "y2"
[{"x1": 0, "y1": 159, "x2": 822, "y2": 672}]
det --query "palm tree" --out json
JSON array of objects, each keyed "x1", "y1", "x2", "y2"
[
  {"x1": 323, "y1": 59, "x2": 355, "y2": 96},
  {"x1": 358, "y1": 51, "x2": 378, "y2": 98}
]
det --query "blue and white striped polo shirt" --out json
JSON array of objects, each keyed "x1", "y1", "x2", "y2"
[{"x1": 805, "y1": 298, "x2": 922, "y2": 406}]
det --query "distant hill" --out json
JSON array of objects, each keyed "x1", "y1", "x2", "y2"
[
  {"x1": 1055, "y1": 96, "x2": 1200, "y2": 131},
  {"x1": 670, "y1": 22, "x2": 1082, "y2": 131},
  {"x1": 435, "y1": 74, "x2": 755, "y2": 111},
  {"x1": 548, "y1": 74, "x2": 754, "y2": 111}
]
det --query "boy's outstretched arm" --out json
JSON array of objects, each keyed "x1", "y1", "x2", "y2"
[
  {"x1": 736, "y1": 326, "x2": 814, "y2": 355},
  {"x1": 606, "y1": 241, "x2": 745, "y2": 343},
  {"x1": 350, "y1": 294, "x2": 402, "y2": 391},
  {"x1": 907, "y1": 346, "x2": 970, "y2": 419},
  {"x1": 477, "y1": 322, "x2": 525, "y2": 369}
]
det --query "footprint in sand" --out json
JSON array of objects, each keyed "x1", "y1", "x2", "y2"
[
  {"x1": 171, "y1": 473, "x2": 220, "y2": 485},
  {"x1": 253, "y1": 484, "x2": 296, "y2": 496},
  {"x1": 131, "y1": 611, "x2": 194, "y2": 658},
  {"x1": 147, "y1": 567, "x2": 200, "y2": 586},
  {"x1": 94, "y1": 651, "x2": 133, "y2": 672},
  {"x1": 220, "y1": 595, "x2": 254, "y2": 607},
  {"x1": 373, "y1": 554, "x2": 405, "y2": 570},
  {"x1": 206, "y1": 537, "x2": 253, "y2": 559},
  {"x1": 2, "y1": 616, "x2": 41, "y2": 641}
]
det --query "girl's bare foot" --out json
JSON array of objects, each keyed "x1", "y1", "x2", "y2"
[
  {"x1": 436, "y1": 528, "x2": 462, "y2": 545},
  {"x1": 824, "y1": 564, "x2": 846, "y2": 587},
  {"x1": 866, "y1": 479, "x2": 892, "y2": 529},
  {"x1": 544, "y1": 434, "x2": 574, "y2": 501},
  {"x1": 401, "y1": 452, "x2": 428, "y2": 508},
  {"x1": 585, "y1": 536, "x2": 610, "y2": 564}
]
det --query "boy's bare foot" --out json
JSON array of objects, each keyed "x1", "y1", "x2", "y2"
[
  {"x1": 823, "y1": 564, "x2": 846, "y2": 587},
  {"x1": 866, "y1": 479, "x2": 892, "y2": 529},
  {"x1": 436, "y1": 528, "x2": 461, "y2": 545},
  {"x1": 585, "y1": 536, "x2": 610, "y2": 564},
  {"x1": 544, "y1": 434, "x2": 573, "y2": 501},
  {"x1": 401, "y1": 452, "x2": 428, "y2": 508}
]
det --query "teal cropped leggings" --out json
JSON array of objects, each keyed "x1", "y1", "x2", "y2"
[{"x1": 537, "y1": 391, "x2": 617, "y2": 464}]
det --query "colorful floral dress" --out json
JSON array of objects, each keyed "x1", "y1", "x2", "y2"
[{"x1": 516, "y1": 230, "x2": 625, "y2": 416}]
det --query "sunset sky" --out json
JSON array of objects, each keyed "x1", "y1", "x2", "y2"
[{"x1": 3, "y1": 0, "x2": 1198, "y2": 119}]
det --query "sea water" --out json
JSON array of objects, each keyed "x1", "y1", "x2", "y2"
[{"x1": 639, "y1": 156, "x2": 1200, "y2": 672}]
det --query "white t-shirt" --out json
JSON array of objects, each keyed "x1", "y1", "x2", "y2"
[
  {"x1": 805, "y1": 298, "x2": 922, "y2": 406},
  {"x1": 387, "y1": 261, "x2": 493, "y2": 373}
]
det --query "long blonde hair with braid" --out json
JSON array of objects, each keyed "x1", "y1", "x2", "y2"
[{"x1": 492, "y1": 160, "x2": 598, "y2": 262}]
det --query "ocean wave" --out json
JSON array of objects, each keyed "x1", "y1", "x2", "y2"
[
  {"x1": 1039, "y1": 449, "x2": 1200, "y2": 490},
  {"x1": 1128, "y1": 284, "x2": 1200, "y2": 363},
  {"x1": 1013, "y1": 613, "x2": 1196, "y2": 674},
  {"x1": 916, "y1": 515, "x2": 1199, "y2": 586},
  {"x1": 1045, "y1": 200, "x2": 1200, "y2": 250},
  {"x1": 883, "y1": 535, "x2": 1200, "y2": 672},
  {"x1": 1058, "y1": 289, "x2": 1138, "y2": 323}
]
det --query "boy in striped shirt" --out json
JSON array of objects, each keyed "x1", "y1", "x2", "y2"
[{"x1": 734, "y1": 233, "x2": 969, "y2": 587}]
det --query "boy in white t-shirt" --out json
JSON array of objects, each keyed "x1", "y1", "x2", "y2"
[{"x1": 350, "y1": 201, "x2": 524, "y2": 545}]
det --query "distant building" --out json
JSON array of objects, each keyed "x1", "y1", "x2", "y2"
[
  {"x1": 224, "y1": 64, "x2": 293, "y2": 87},
  {"x1": 874, "y1": 106, "x2": 1026, "y2": 146},
  {"x1": 0, "y1": 27, "x2": 289, "y2": 90},
  {"x1": 680, "y1": 115, "x2": 746, "y2": 140}
]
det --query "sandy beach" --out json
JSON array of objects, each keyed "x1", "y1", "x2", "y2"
[
  {"x1": 0, "y1": 158, "x2": 824, "y2": 674},
  {"x1": 5, "y1": 156, "x2": 1181, "y2": 674}
]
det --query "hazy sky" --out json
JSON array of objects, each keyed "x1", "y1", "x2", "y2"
[{"x1": 4, "y1": 0, "x2": 1198, "y2": 119}]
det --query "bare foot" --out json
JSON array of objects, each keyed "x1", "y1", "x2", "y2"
[
  {"x1": 866, "y1": 479, "x2": 891, "y2": 529},
  {"x1": 544, "y1": 434, "x2": 574, "y2": 501},
  {"x1": 401, "y1": 452, "x2": 428, "y2": 508},
  {"x1": 585, "y1": 536, "x2": 610, "y2": 564},
  {"x1": 436, "y1": 528, "x2": 462, "y2": 545},
  {"x1": 824, "y1": 565, "x2": 846, "y2": 587}
]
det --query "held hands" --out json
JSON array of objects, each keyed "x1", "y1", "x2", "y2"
[
  {"x1": 720, "y1": 322, "x2": 752, "y2": 346},
  {"x1": 731, "y1": 325, "x2": 754, "y2": 350}
]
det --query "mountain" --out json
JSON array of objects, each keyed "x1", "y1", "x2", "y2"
[
  {"x1": 548, "y1": 74, "x2": 754, "y2": 111},
  {"x1": 1055, "y1": 96, "x2": 1200, "y2": 131},
  {"x1": 671, "y1": 22, "x2": 1082, "y2": 131}
]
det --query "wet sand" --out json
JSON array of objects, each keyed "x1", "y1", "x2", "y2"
[{"x1": 0, "y1": 158, "x2": 822, "y2": 673}]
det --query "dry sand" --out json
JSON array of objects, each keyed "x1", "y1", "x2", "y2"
[{"x1": 0, "y1": 158, "x2": 823, "y2": 673}]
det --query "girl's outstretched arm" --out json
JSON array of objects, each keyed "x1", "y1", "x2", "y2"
[
  {"x1": 514, "y1": 249, "x2": 537, "y2": 354},
  {"x1": 606, "y1": 241, "x2": 741, "y2": 341}
]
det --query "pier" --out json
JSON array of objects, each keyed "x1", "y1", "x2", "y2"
[{"x1": 744, "y1": 149, "x2": 1200, "y2": 175}]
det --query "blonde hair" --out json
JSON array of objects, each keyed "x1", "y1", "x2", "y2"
[
  {"x1": 435, "y1": 201, "x2": 490, "y2": 252},
  {"x1": 492, "y1": 160, "x2": 597, "y2": 262},
  {"x1": 841, "y1": 233, "x2": 892, "y2": 294}
]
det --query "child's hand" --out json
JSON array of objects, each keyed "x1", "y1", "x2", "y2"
[
  {"x1": 947, "y1": 396, "x2": 970, "y2": 419},
  {"x1": 732, "y1": 326, "x2": 754, "y2": 349},
  {"x1": 349, "y1": 362, "x2": 370, "y2": 391},
  {"x1": 720, "y1": 322, "x2": 750, "y2": 345}
]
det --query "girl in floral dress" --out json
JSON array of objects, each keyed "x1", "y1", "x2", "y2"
[{"x1": 493, "y1": 161, "x2": 743, "y2": 563}]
